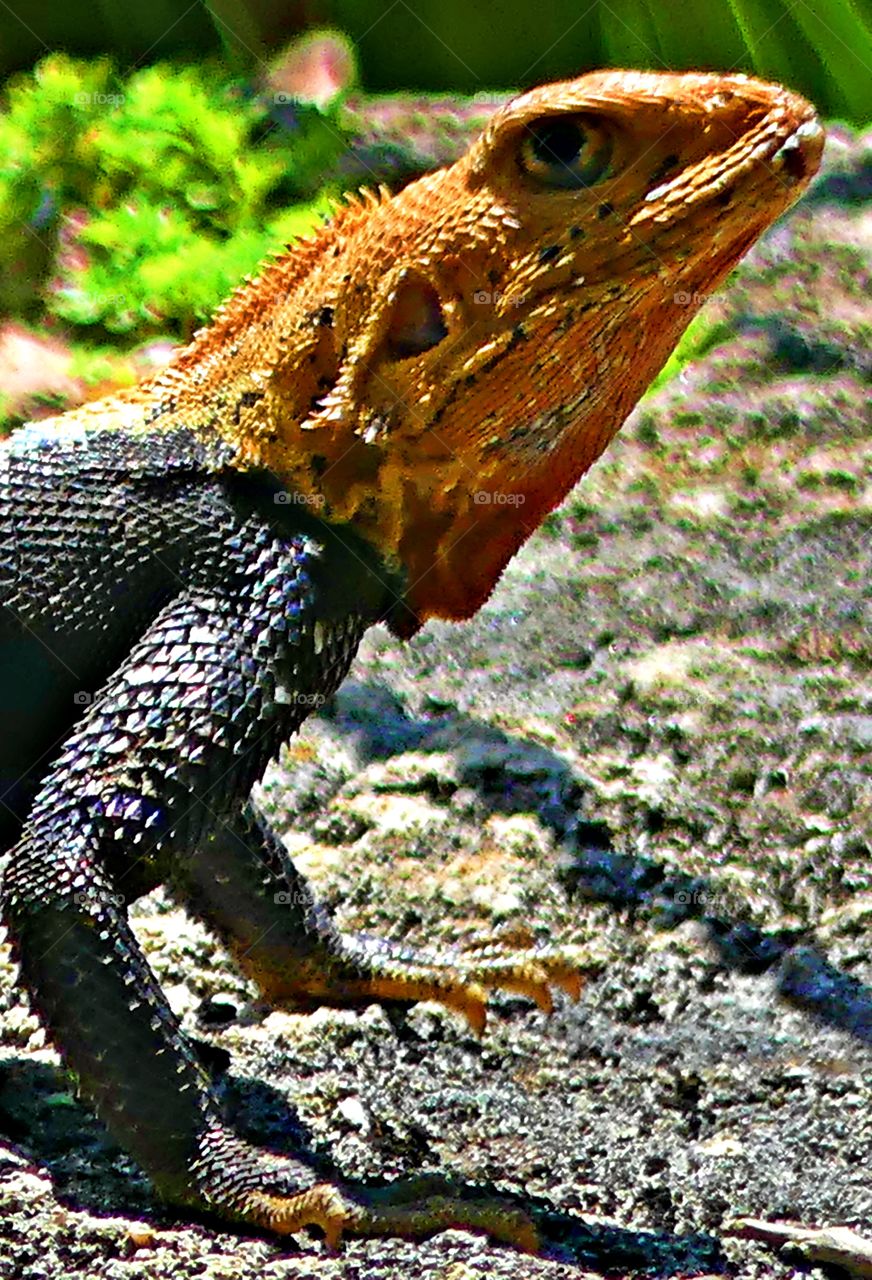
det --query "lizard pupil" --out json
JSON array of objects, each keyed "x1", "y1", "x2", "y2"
[
  {"x1": 520, "y1": 114, "x2": 613, "y2": 189},
  {"x1": 532, "y1": 119, "x2": 586, "y2": 166}
]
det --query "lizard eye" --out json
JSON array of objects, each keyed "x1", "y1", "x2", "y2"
[{"x1": 520, "y1": 114, "x2": 613, "y2": 189}]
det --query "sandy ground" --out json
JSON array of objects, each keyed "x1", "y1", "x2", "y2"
[{"x1": 0, "y1": 127, "x2": 869, "y2": 1278}]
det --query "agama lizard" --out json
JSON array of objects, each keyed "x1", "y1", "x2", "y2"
[{"x1": 0, "y1": 70, "x2": 822, "y2": 1250}]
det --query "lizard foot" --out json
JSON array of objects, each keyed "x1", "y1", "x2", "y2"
[
  {"x1": 239, "y1": 1174, "x2": 540, "y2": 1251},
  {"x1": 281, "y1": 933, "x2": 593, "y2": 1035}
]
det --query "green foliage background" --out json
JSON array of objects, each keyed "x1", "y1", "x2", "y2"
[
  {"x1": 327, "y1": 0, "x2": 872, "y2": 123},
  {"x1": 0, "y1": 57, "x2": 341, "y2": 336},
  {"x1": 1, "y1": 0, "x2": 869, "y2": 122}
]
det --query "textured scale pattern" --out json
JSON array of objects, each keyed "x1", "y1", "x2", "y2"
[{"x1": 0, "y1": 69, "x2": 823, "y2": 1249}]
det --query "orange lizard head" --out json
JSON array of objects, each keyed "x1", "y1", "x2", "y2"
[{"x1": 169, "y1": 70, "x2": 823, "y2": 634}]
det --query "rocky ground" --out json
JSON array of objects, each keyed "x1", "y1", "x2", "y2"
[{"x1": 0, "y1": 127, "x2": 869, "y2": 1278}]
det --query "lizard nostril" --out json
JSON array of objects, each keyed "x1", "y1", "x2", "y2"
[
  {"x1": 773, "y1": 118, "x2": 824, "y2": 185},
  {"x1": 781, "y1": 144, "x2": 809, "y2": 183},
  {"x1": 385, "y1": 274, "x2": 448, "y2": 359}
]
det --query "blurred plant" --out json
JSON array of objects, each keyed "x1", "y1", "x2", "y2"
[
  {"x1": 0, "y1": 42, "x2": 511, "y2": 428},
  {"x1": 647, "y1": 312, "x2": 736, "y2": 397},
  {"x1": 0, "y1": 55, "x2": 342, "y2": 336}
]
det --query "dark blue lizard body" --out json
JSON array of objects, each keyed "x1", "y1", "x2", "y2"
[
  {"x1": 0, "y1": 422, "x2": 569, "y2": 1245},
  {"x1": 0, "y1": 423, "x2": 411, "y2": 1217}
]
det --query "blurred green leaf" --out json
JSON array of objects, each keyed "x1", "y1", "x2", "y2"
[{"x1": 0, "y1": 54, "x2": 345, "y2": 335}]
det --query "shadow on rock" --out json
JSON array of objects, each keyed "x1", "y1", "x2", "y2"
[
  {"x1": 312, "y1": 680, "x2": 872, "y2": 1047},
  {"x1": 0, "y1": 1055, "x2": 726, "y2": 1272}
]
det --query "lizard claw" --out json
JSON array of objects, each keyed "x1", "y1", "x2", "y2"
[{"x1": 330, "y1": 935, "x2": 595, "y2": 1031}]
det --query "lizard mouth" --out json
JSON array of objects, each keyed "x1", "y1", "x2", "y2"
[
  {"x1": 626, "y1": 95, "x2": 824, "y2": 237},
  {"x1": 703, "y1": 110, "x2": 825, "y2": 208},
  {"x1": 652, "y1": 108, "x2": 825, "y2": 291}
]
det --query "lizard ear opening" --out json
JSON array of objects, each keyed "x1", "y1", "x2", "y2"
[
  {"x1": 519, "y1": 113, "x2": 613, "y2": 189},
  {"x1": 384, "y1": 273, "x2": 448, "y2": 359}
]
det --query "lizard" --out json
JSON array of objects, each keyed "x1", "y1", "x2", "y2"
[{"x1": 0, "y1": 69, "x2": 823, "y2": 1251}]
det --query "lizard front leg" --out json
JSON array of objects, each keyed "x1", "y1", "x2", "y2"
[
  {"x1": 1, "y1": 576, "x2": 541, "y2": 1248},
  {"x1": 178, "y1": 800, "x2": 585, "y2": 1034},
  {"x1": 2, "y1": 818, "x2": 537, "y2": 1249}
]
